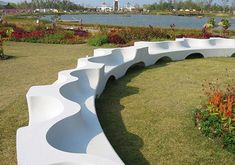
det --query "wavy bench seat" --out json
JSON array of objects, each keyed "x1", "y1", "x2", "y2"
[{"x1": 17, "y1": 38, "x2": 235, "y2": 165}]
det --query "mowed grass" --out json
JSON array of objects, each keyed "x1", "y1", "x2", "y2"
[
  {"x1": 1, "y1": 42, "x2": 235, "y2": 165},
  {"x1": 96, "y1": 58, "x2": 235, "y2": 165},
  {"x1": 0, "y1": 42, "x2": 95, "y2": 164}
]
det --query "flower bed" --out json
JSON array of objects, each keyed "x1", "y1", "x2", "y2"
[
  {"x1": 10, "y1": 27, "x2": 89, "y2": 44},
  {"x1": 0, "y1": 21, "x2": 230, "y2": 45},
  {"x1": 194, "y1": 82, "x2": 235, "y2": 154}
]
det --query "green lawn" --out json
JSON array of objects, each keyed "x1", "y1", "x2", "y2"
[
  {"x1": 96, "y1": 58, "x2": 235, "y2": 164},
  {"x1": 0, "y1": 42, "x2": 95, "y2": 164},
  {"x1": 0, "y1": 42, "x2": 235, "y2": 164}
]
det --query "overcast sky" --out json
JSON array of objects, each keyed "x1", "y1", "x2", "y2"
[{"x1": 5, "y1": 0, "x2": 224, "y2": 7}]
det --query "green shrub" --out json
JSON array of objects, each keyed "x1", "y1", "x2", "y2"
[
  {"x1": 200, "y1": 114, "x2": 223, "y2": 137},
  {"x1": 63, "y1": 30, "x2": 75, "y2": 39},
  {"x1": 87, "y1": 35, "x2": 108, "y2": 46},
  {"x1": 223, "y1": 133, "x2": 235, "y2": 153},
  {"x1": 39, "y1": 33, "x2": 65, "y2": 44},
  {"x1": 117, "y1": 27, "x2": 172, "y2": 43}
]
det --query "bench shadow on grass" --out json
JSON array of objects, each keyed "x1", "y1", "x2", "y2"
[{"x1": 96, "y1": 62, "x2": 169, "y2": 165}]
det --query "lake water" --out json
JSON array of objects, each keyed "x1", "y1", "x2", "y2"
[{"x1": 42, "y1": 14, "x2": 235, "y2": 29}]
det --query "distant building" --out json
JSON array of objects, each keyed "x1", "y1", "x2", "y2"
[
  {"x1": 113, "y1": 0, "x2": 119, "y2": 11},
  {"x1": 86, "y1": 7, "x2": 97, "y2": 12},
  {"x1": 34, "y1": 8, "x2": 58, "y2": 13},
  {"x1": 125, "y1": 2, "x2": 135, "y2": 12},
  {"x1": 97, "y1": 2, "x2": 112, "y2": 12}
]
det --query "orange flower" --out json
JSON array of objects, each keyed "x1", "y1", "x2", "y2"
[
  {"x1": 209, "y1": 91, "x2": 223, "y2": 107},
  {"x1": 224, "y1": 110, "x2": 233, "y2": 117},
  {"x1": 227, "y1": 95, "x2": 234, "y2": 113},
  {"x1": 219, "y1": 103, "x2": 226, "y2": 113}
]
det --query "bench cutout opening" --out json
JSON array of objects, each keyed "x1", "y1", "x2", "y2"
[
  {"x1": 185, "y1": 53, "x2": 204, "y2": 59},
  {"x1": 155, "y1": 56, "x2": 172, "y2": 64},
  {"x1": 126, "y1": 62, "x2": 145, "y2": 74}
]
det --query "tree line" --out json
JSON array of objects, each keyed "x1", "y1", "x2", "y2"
[
  {"x1": 1, "y1": 0, "x2": 84, "y2": 11},
  {"x1": 144, "y1": 0, "x2": 235, "y2": 12}
]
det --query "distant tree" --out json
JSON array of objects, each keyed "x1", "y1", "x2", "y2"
[
  {"x1": 17, "y1": 1, "x2": 31, "y2": 9},
  {"x1": 16, "y1": 0, "x2": 84, "y2": 11},
  {"x1": 221, "y1": 0, "x2": 229, "y2": 11},
  {"x1": 4, "y1": 3, "x2": 17, "y2": 9},
  {"x1": 143, "y1": 0, "x2": 233, "y2": 12}
]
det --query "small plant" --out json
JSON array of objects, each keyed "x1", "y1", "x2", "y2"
[
  {"x1": 170, "y1": 24, "x2": 176, "y2": 38},
  {"x1": 0, "y1": 41, "x2": 3, "y2": 57},
  {"x1": 194, "y1": 81, "x2": 235, "y2": 154},
  {"x1": 6, "y1": 27, "x2": 14, "y2": 37},
  {"x1": 204, "y1": 18, "x2": 216, "y2": 29},
  {"x1": 0, "y1": 36, "x2": 8, "y2": 60},
  {"x1": 218, "y1": 18, "x2": 231, "y2": 37},
  {"x1": 203, "y1": 18, "x2": 216, "y2": 35},
  {"x1": 74, "y1": 28, "x2": 89, "y2": 37},
  {"x1": 88, "y1": 35, "x2": 108, "y2": 46}
]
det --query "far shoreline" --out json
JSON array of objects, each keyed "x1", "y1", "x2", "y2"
[{"x1": 16, "y1": 10, "x2": 235, "y2": 18}]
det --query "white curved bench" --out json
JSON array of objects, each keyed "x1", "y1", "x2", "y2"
[{"x1": 17, "y1": 38, "x2": 235, "y2": 165}]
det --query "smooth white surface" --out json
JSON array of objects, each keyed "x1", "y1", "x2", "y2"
[{"x1": 17, "y1": 38, "x2": 235, "y2": 165}]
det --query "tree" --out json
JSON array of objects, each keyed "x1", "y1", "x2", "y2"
[{"x1": 4, "y1": 3, "x2": 17, "y2": 9}]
